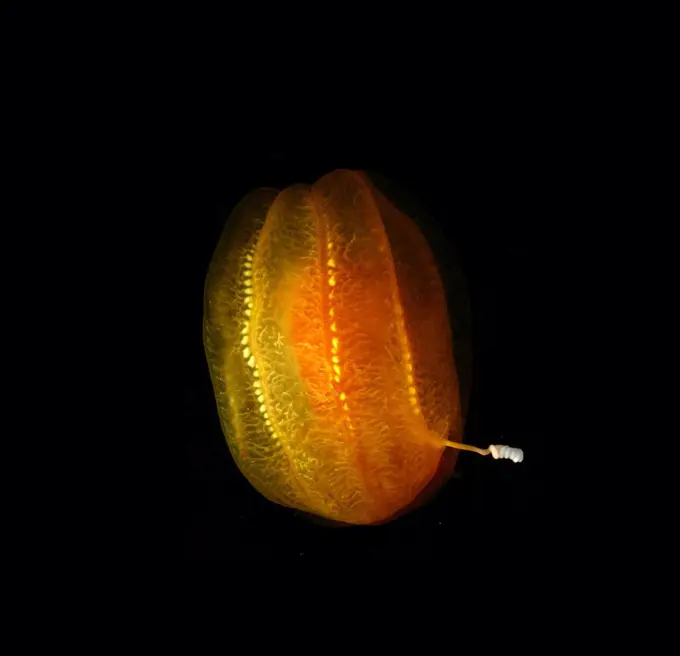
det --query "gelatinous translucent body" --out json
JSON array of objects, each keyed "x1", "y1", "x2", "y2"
[{"x1": 203, "y1": 170, "x2": 462, "y2": 525}]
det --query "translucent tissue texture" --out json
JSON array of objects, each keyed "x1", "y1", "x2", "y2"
[{"x1": 203, "y1": 170, "x2": 461, "y2": 525}]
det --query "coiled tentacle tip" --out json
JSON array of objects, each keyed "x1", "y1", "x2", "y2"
[{"x1": 489, "y1": 444, "x2": 524, "y2": 463}]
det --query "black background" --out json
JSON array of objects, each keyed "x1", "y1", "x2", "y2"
[{"x1": 2, "y1": 3, "x2": 567, "y2": 559}]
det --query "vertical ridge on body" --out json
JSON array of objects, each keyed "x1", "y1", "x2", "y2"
[
  {"x1": 254, "y1": 185, "x2": 365, "y2": 521},
  {"x1": 310, "y1": 170, "x2": 443, "y2": 522},
  {"x1": 203, "y1": 188, "x2": 299, "y2": 509},
  {"x1": 362, "y1": 172, "x2": 462, "y2": 452}
]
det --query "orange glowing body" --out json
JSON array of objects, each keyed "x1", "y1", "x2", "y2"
[{"x1": 203, "y1": 170, "x2": 462, "y2": 524}]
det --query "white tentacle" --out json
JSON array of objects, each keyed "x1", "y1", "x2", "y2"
[{"x1": 489, "y1": 444, "x2": 524, "y2": 463}]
